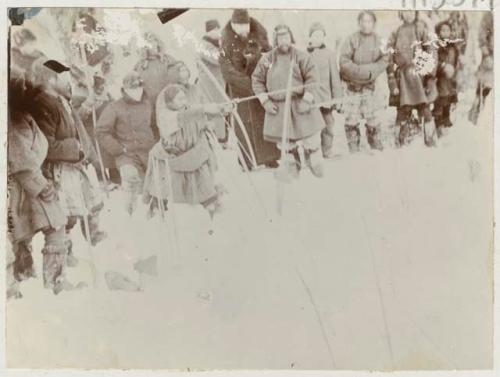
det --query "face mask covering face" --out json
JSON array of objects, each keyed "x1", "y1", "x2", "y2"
[{"x1": 125, "y1": 87, "x2": 144, "y2": 101}]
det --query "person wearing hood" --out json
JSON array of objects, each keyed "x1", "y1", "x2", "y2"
[
  {"x1": 252, "y1": 24, "x2": 326, "y2": 178},
  {"x1": 30, "y1": 58, "x2": 106, "y2": 279},
  {"x1": 339, "y1": 11, "x2": 389, "y2": 153},
  {"x1": 96, "y1": 73, "x2": 157, "y2": 214},
  {"x1": 157, "y1": 61, "x2": 209, "y2": 123},
  {"x1": 144, "y1": 84, "x2": 231, "y2": 218},
  {"x1": 7, "y1": 71, "x2": 70, "y2": 296},
  {"x1": 306, "y1": 22, "x2": 343, "y2": 158},
  {"x1": 433, "y1": 20, "x2": 460, "y2": 137},
  {"x1": 220, "y1": 9, "x2": 280, "y2": 170}
]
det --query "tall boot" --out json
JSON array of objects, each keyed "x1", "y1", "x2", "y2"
[
  {"x1": 13, "y1": 241, "x2": 36, "y2": 282},
  {"x1": 305, "y1": 148, "x2": 324, "y2": 178},
  {"x1": 398, "y1": 122, "x2": 411, "y2": 146},
  {"x1": 88, "y1": 213, "x2": 107, "y2": 246},
  {"x1": 345, "y1": 125, "x2": 361, "y2": 153},
  {"x1": 424, "y1": 119, "x2": 437, "y2": 147},
  {"x1": 366, "y1": 125, "x2": 384, "y2": 151},
  {"x1": 287, "y1": 147, "x2": 302, "y2": 179},
  {"x1": 321, "y1": 126, "x2": 335, "y2": 159},
  {"x1": 42, "y1": 245, "x2": 74, "y2": 295}
]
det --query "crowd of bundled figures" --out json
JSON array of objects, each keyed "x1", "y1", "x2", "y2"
[{"x1": 7, "y1": 9, "x2": 493, "y2": 299}]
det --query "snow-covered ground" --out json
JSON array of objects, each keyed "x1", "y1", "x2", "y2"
[{"x1": 6, "y1": 90, "x2": 493, "y2": 370}]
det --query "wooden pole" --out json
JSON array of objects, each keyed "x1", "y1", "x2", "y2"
[
  {"x1": 276, "y1": 59, "x2": 295, "y2": 216},
  {"x1": 78, "y1": 42, "x2": 109, "y2": 194}
]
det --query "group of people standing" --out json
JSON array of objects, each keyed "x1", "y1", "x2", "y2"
[{"x1": 6, "y1": 9, "x2": 493, "y2": 299}]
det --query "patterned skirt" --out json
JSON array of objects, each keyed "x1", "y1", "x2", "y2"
[{"x1": 343, "y1": 87, "x2": 380, "y2": 123}]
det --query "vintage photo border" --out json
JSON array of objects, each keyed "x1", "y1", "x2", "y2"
[{"x1": 0, "y1": 0, "x2": 497, "y2": 376}]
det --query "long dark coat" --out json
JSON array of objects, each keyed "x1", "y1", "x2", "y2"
[
  {"x1": 220, "y1": 18, "x2": 280, "y2": 168},
  {"x1": 387, "y1": 21, "x2": 438, "y2": 108},
  {"x1": 31, "y1": 91, "x2": 101, "y2": 217}
]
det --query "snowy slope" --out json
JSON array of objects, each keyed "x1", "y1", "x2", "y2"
[{"x1": 6, "y1": 89, "x2": 493, "y2": 370}]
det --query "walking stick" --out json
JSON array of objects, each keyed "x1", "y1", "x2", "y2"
[
  {"x1": 78, "y1": 42, "x2": 109, "y2": 195},
  {"x1": 158, "y1": 155, "x2": 181, "y2": 263},
  {"x1": 151, "y1": 156, "x2": 178, "y2": 266},
  {"x1": 276, "y1": 60, "x2": 295, "y2": 216}
]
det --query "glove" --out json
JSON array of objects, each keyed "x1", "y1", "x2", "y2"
[
  {"x1": 296, "y1": 99, "x2": 312, "y2": 114},
  {"x1": 39, "y1": 182, "x2": 57, "y2": 203},
  {"x1": 263, "y1": 100, "x2": 278, "y2": 115}
]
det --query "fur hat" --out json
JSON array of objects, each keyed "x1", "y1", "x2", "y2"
[
  {"x1": 309, "y1": 22, "x2": 326, "y2": 37},
  {"x1": 205, "y1": 19, "x2": 220, "y2": 32},
  {"x1": 273, "y1": 24, "x2": 295, "y2": 47},
  {"x1": 231, "y1": 9, "x2": 250, "y2": 24}
]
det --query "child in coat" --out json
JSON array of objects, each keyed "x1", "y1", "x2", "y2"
[
  {"x1": 339, "y1": 11, "x2": 389, "y2": 153},
  {"x1": 387, "y1": 11, "x2": 438, "y2": 147},
  {"x1": 307, "y1": 21, "x2": 343, "y2": 158},
  {"x1": 433, "y1": 20, "x2": 460, "y2": 137}
]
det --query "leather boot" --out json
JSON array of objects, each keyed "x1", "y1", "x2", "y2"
[
  {"x1": 42, "y1": 245, "x2": 71, "y2": 294},
  {"x1": 424, "y1": 120, "x2": 437, "y2": 147},
  {"x1": 13, "y1": 241, "x2": 36, "y2": 282}
]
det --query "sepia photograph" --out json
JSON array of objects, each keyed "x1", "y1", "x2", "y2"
[{"x1": 3, "y1": 2, "x2": 495, "y2": 372}]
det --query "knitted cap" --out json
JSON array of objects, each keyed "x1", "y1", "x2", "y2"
[
  {"x1": 309, "y1": 22, "x2": 326, "y2": 37},
  {"x1": 206, "y1": 19, "x2": 220, "y2": 32},
  {"x1": 231, "y1": 9, "x2": 250, "y2": 24},
  {"x1": 122, "y1": 72, "x2": 143, "y2": 89}
]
